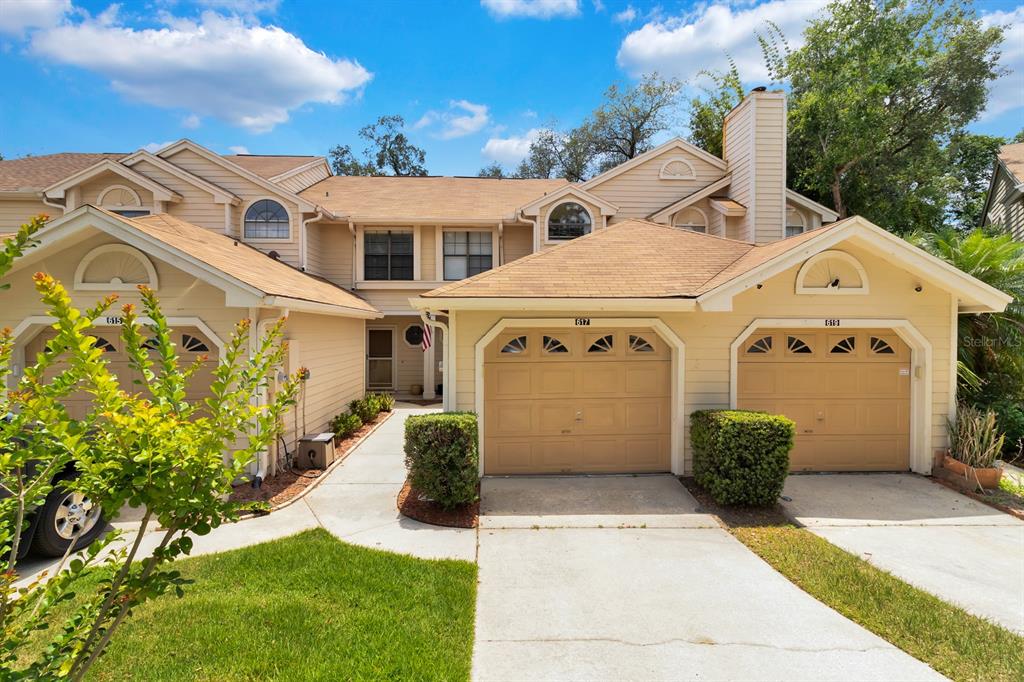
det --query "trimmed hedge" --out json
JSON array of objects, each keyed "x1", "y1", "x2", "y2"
[
  {"x1": 404, "y1": 412, "x2": 479, "y2": 509},
  {"x1": 691, "y1": 410, "x2": 795, "y2": 506}
]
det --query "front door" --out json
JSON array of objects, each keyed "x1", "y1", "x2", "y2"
[{"x1": 367, "y1": 328, "x2": 395, "y2": 390}]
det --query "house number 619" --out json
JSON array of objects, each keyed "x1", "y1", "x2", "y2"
[{"x1": 824, "y1": 319, "x2": 841, "y2": 327}]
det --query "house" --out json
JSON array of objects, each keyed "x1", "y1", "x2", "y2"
[
  {"x1": 0, "y1": 90, "x2": 1009, "y2": 479},
  {"x1": 981, "y1": 141, "x2": 1024, "y2": 238}
]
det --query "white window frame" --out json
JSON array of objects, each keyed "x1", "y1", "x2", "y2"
[
  {"x1": 241, "y1": 196, "x2": 293, "y2": 242},
  {"x1": 786, "y1": 207, "x2": 807, "y2": 238},
  {"x1": 546, "y1": 202, "x2": 593, "y2": 243},
  {"x1": 441, "y1": 228, "x2": 495, "y2": 281},
  {"x1": 673, "y1": 206, "x2": 708, "y2": 233}
]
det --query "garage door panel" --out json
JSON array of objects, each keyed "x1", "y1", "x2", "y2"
[
  {"x1": 487, "y1": 402, "x2": 533, "y2": 436},
  {"x1": 580, "y1": 365, "x2": 622, "y2": 394},
  {"x1": 537, "y1": 404, "x2": 576, "y2": 435},
  {"x1": 486, "y1": 365, "x2": 533, "y2": 398},
  {"x1": 624, "y1": 436, "x2": 670, "y2": 468},
  {"x1": 536, "y1": 366, "x2": 576, "y2": 395},
  {"x1": 625, "y1": 364, "x2": 670, "y2": 395},
  {"x1": 624, "y1": 401, "x2": 669, "y2": 432},
  {"x1": 738, "y1": 328, "x2": 910, "y2": 472}
]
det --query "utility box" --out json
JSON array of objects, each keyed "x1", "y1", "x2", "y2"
[{"x1": 297, "y1": 433, "x2": 336, "y2": 470}]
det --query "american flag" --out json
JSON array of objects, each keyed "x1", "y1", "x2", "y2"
[{"x1": 421, "y1": 323, "x2": 432, "y2": 351}]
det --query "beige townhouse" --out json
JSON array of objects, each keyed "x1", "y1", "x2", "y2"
[
  {"x1": 0, "y1": 90, "x2": 1009, "y2": 478},
  {"x1": 981, "y1": 141, "x2": 1024, "y2": 238}
]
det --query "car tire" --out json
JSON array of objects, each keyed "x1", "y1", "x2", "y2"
[{"x1": 30, "y1": 478, "x2": 105, "y2": 558}]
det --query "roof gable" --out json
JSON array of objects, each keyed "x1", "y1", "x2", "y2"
[
  {"x1": 648, "y1": 176, "x2": 732, "y2": 222},
  {"x1": 518, "y1": 184, "x2": 619, "y2": 216},
  {"x1": 121, "y1": 150, "x2": 240, "y2": 205},
  {"x1": 581, "y1": 138, "x2": 727, "y2": 192},
  {"x1": 42, "y1": 159, "x2": 182, "y2": 203}
]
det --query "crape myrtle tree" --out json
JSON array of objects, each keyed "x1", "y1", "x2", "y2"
[{"x1": 0, "y1": 217, "x2": 300, "y2": 679}]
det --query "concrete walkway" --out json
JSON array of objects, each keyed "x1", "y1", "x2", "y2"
[
  {"x1": 474, "y1": 476, "x2": 942, "y2": 682},
  {"x1": 16, "y1": 405, "x2": 474, "y2": 585},
  {"x1": 782, "y1": 474, "x2": 1024, "y2": 635}
]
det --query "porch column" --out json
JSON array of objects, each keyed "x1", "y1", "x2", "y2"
[{"x1": 422, "y1": 330, "x2": 436, "y2": 400}]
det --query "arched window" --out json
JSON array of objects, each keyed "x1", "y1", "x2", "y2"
[
  {"x1": 659, "y1": 157, "x2": 696, "y2": 180},
  {"x1": 547, "y1": 202, "x2": 592, "y2": 240},
  {"x1": 673, "y1": 207, "x2": 707, "y2": 233},
  {"x1": 786, "y1": 208, "x2": 806, "y2": 238},
  {"x1": 244, "y1": 199, "x2": 289, "y2": 240}
]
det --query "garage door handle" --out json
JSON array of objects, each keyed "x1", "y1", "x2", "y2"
[
  {"x1": 575, "y1": 410, "x2": 583, "y2": 422},
  {"x1": 816, "y1": 411, "x2": 825, "y2": 421}
]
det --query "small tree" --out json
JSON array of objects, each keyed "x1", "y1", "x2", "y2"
[
  {"x1": 0, "y1": 219, "x2": 299, "y2": 679},
  {"x1": 588, "y1": 73, "x2": 683, "y2": 170}
]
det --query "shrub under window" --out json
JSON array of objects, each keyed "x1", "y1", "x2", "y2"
[
  {"x1": 404, "y1": 412, "x2": 479, "y2": 509},
  {"x1": 691, "y1": 410, "x2": 795, "y2": 506}
]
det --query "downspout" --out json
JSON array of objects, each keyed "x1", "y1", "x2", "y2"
[
  {"x1": 301, "y1": 208, "x2": 327, "y2": 272},
  {"x1": 40, "y1": 192, "x2": 65, "y2": 218},
  {"x1": 348, "y1": 218, "x2": 357, "y2": 287},
  {"x1": 497, "y1": 220, "x2": 504, "y2": 266}
]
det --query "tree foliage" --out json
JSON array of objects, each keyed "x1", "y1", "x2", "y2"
[
  {"x1": 686, "y1": 61, "x2": 745, "y2": 159},
  {"x1": 589, "y1": 73, "x2": 683, "y2": 171},
  {"x1": 477, "y1": 162, "x2": 506, "y2": 178},
  {"x1": 945, "y1": 132, "x2": 1007, "y2": 228},
  {"x1": 0, "y1": 219, "x2": 299, "y2": 679},
  {"x1": 329, "y1": 115, "x2": 428, "y2": 176},
  {"x1": 771, "y1": 0, "x2": 1003, "y2": 229}
]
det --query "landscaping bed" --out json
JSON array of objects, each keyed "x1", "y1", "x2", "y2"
[
  {"x1": 398, "y1": 480, "x2": 479, "y2": 528},
  {"x1": 228, "y1": 410, "x2": 392, "y2": 510},
  {"x1": 23, "y1": 529, "x2": 478, "y2": 681},
  {"x1": 681, "y1": 476, "x2": 1024, "y2": 682}
]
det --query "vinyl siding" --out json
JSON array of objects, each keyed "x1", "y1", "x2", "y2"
[
  {"x1": 588, "y1": 148, "x2": 727, "y2": 220},
  {"x1": 753, "y1": 94, "x2": 786, "y2": 244},
  {"x1": 985, "y1": 167, "x2": 1024, "y2": 239},
  {"x1": 314, "y1": 222, "x2": 354, "y2": 287},
  {"x1": 305, "y1": 221, "x2": 324, "y2": 275},
  {"x1": 0, "y1": 198, "x2": 61, "y2": 230},
  {"x1": 131, "y1": 159, "x2": 226, "y2": 234},
  {"x1": 356, "y1": 287, "x2": 435, "y2": 316},
  {"x1": 722, "y1": 97, "x2": 754, "y2": 241},
  {"x1": 78, "y1": 172, "x2": 154, "y2": 209},
  {"x1": 420, "y1": 225, "x2": 437, "y2": 281},
  {"x1": 279, "y1": 311, "x2": 365, "y2": 448},
  {"x1": 276, "y1": 164, "x2": 331, "y2": 193},
  {"x1": 162, "y1": 148, "x2": 304, "y2": 267},
  {"x1": 502, "y1": 222, "x2": 533, "y2": 263},
  {"x1": 450, "y1": 240, "x2": 954, "y2": 472}
]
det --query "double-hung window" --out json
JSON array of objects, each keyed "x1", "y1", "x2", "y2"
[
  {"x1": 364, "y1": 230, "x2": 413, "y2": 280},
  {"x1": 443, "y1": 231, "x2": 492, "y2": 280}
]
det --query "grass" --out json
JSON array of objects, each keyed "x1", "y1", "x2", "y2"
[
  {"x1": 733, "y1": 525, "x2": 1024, "y2": 682},
  {"x1": 23, "y1": 528, "x2": 477, "y2": 681}
]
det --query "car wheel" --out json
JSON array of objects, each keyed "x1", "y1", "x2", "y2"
[{"x1": 30, "y1": 481, "x2": 105, "y2": 558}]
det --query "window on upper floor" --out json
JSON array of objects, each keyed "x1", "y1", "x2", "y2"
[
  {"x1": 444, "y1": 231, "x2": 493, "y2": 280},
  {"x1": 244, "y1": 199, "x2": 290, "y2": 240},
  {"x1": 786, "y1": 208, "x2": 806, "y2": 238},
  {"x1": 364, "y1": 230, "x2": 413, "y2": 280},
  {"x1": 673, "y1": 207, "x2": 707, "y2": 233},
  {"x1": 547, "y1": 202, "x2": 592, "y2": 240}
]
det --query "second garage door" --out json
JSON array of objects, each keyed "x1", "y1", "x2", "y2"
[
  {"x1": 483, "y1": 328, "x2": 671, "y2": 474},
  {"x1": 737, "y1": 328, "x2": 911, "y2": 472}
]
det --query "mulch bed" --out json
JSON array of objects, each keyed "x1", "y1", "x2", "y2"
[
  {"x1": 397, "y1": 480, "x2": 479, "y2": 528},
  {"x1": 229, "y1": 411, "x2": 393, "y2": 509},
  {"x1": 679, "y1": 477, "x2": 792, "y2": 528}
]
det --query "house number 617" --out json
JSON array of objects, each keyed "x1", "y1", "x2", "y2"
[{"x1": 575, "y1": 318, "x2": 591, "y2": 326}]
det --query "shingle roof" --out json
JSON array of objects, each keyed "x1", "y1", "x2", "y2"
[
  {"x1": 97, "y1": 209, "x2": 378, "y2": 315},
  {"x1": 301, "y1": 176, "x2": 569, "y2": 221},
  {"x1": 0, "y1": 153, "x2": 127, "y2": 191},
  {"x1": 998, "y1": 143, "x2": 1024, "y2": 185},
  {"x1": 221, "y1": 155, "x2": 322, "y2": 179},
  {"x1": 422, "y1": 218, "x2": 853, "y2": 299}
]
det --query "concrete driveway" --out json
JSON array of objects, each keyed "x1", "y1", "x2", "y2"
[
  {"x1": 474, "y1": 475, "x2": 942, "y2": 682},
  {"x1": 782, "y1": 474, "x2": 1024, "y2": 634}
]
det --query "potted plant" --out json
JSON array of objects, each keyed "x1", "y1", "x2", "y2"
[{"x1": 945, "y1": 406, "x2": 1005, "y2": 489}]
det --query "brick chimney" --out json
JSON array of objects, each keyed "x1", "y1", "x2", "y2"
[{"x1": 722, "y1": 89, "x2": 787, "y2": 243}]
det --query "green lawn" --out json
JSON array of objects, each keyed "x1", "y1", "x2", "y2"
[
  {"x1": 31, "y1": 529, "x2": 477, "y2": 681},
  {"x1": 735, "y1": 524, "x2": 1024, "y2": 682}
]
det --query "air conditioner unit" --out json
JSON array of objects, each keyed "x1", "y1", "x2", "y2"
[{"x1": 297, "y1": 433, "x2": 336, "y2": 470}]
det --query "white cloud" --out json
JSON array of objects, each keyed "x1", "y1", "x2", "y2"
[
  {"x1": 613, "y1": 6, "x2": 636, "y2": 24},
  {"x1": 481, "y1": 0, "x2": 580, "y2": 20},
  {"x1": 30, "y1": 10, "x2": 372, "y2": 133},
  {"x1": 143, "y1": 140, "x2": 176, "y2": 153},
  {"x1": 981, "y1": 7, "x2": 1024, "y2": 120},
  {"x1": 195, "y1": 0, "x2": 280, "y2": 13},
  {"x1": 617, "y1": 0, "x2": 828, "y2": 83},
  {"x1": 481, "y1": 128, "x2": 541, "y2": 164},
  {"x1": 416, "y1": 100, "x2": 491, "y2": 139},
  {"x1": 181, "y1": 113, "x2": 201, "y2": 129},
  {"x1": 0, "y1": 0, "x2": 70, "y2": 36},
  {"x1": 228, "y1": 145, "x2": 250, "y2": 154}
]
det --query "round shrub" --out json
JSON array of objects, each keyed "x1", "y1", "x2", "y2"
[
  {"x1": 691, "y1": 410, "x2": 795, "y2": 507},
  {"x1": 349, "y1": 395, "x2": 381, "y2": 424},
  {"x1": 331, "y1": 412, "x2": 363, "y2": 440},
  {"x1": 404, "y1": 412, "x2": 478, "y2": 509},
  {"x1": 375, "y1": 392, "x2": 396, "y2": 412}
]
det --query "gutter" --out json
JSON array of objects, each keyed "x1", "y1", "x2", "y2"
[{"x1": 300, "y1": 208, "x2": 328, "y2": 271}]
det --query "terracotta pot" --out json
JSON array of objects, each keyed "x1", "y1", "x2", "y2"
[{"x1": 943, "y1": 455, "x2": 1004, "y2": 489}]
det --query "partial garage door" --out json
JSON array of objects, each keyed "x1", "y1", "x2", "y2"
[
  {"x1": 738, "y1": 329, "x2": 910, "y2": 472},
  {"x1": 26, "y1": 326, "x2": 216, "y2": 419},
  {"x1": 483, "y1": 328, "x2": 671, "y2": 474}
]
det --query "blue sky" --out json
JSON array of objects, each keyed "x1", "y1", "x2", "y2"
[{"x1": 1, "y1": 0, "x2": 1022, "y2": 175}]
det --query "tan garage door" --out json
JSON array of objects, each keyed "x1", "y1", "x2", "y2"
[
  {"x1": 737, "y1": 329, "x2": 910, "y2": 472},
  {"x1": 483, "y1": 328, "x2": 671, "y2": 474},
  {"x1": 26, "y1": 326, "x2": 216, "y2": 419}
]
